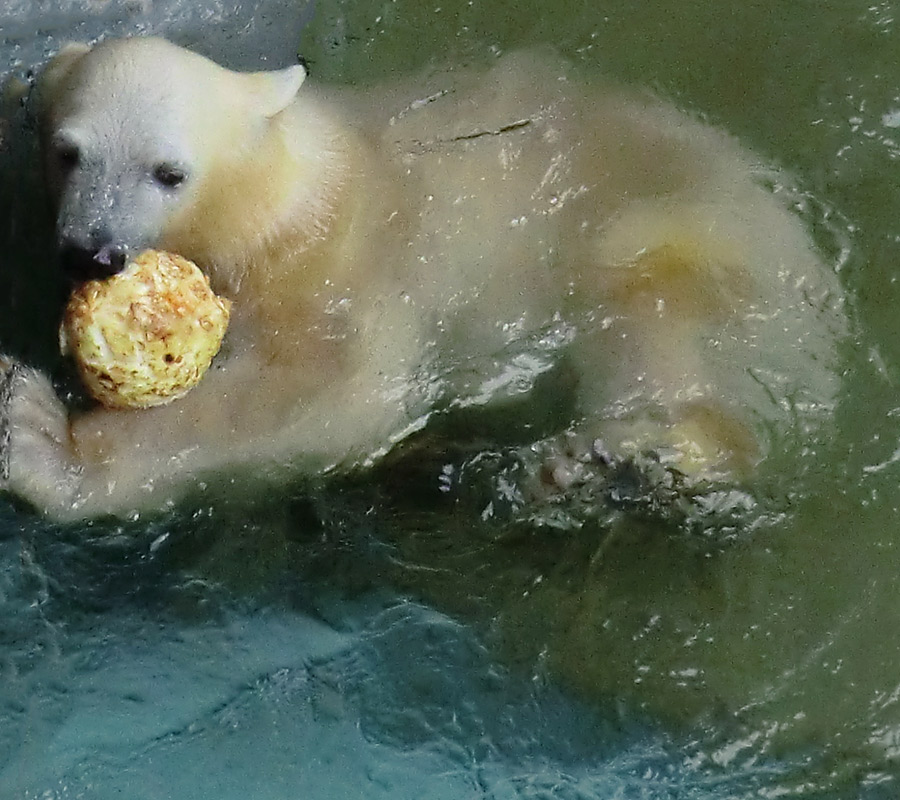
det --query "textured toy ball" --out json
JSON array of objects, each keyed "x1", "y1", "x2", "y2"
[{"x1": 60, "y1": 249, "x2": 231, "y2": 409}]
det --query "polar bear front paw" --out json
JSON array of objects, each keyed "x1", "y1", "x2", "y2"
[{"x1": 0, "y1": 355, "x2": 80, "y2": 514}]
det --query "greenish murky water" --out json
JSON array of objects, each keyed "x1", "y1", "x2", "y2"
[
  {"x1": 299, "y1": 0, "x2": 900, "y2": 783},
  {"x1": 2, "y1": 0, "x2": 900, "y2": 797}
]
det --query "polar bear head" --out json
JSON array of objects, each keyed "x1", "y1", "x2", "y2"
[{"x1": 38, "y1": 36, "x2": 306, "y2": 282}]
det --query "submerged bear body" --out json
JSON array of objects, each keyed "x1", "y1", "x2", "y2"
[{"x1": 0, "y1": 37, "x2": 843, "y2": 519}]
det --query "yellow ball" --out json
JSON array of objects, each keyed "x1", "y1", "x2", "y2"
[{"x1": 60, "y1": 249, "x2": 231, "y2": 409}]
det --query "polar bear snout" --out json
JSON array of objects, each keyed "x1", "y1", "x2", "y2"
[{"x1": 60, "y1": 241, "x2": 128, "y2": 283}]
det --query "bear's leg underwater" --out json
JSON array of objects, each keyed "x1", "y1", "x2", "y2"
[{"x1": 551, "y1": 165, "x2": 842, "y2": 490}]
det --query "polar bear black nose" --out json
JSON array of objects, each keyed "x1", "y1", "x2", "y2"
[
  {"x1": 60, "y1": 243, "x2": 128, "y2": 282},
  {"x1": 93, "y1": 244, "x2": 128, "y2": 272}
]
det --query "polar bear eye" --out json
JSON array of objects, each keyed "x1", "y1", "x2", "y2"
[
  {"x1": 153, "y1": 163, "x2": 188, "y2": 189},
  {"x1": 54, "y1": 142, "x2": 80, "y2": 171}
]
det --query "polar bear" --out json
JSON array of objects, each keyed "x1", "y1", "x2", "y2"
[{"x1": 0, "y1": 36, "x2": 844, "y2": 520}]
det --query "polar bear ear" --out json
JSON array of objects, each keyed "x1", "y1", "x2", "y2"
[
  {"x1": 252, "y1": 64, "x2": 307, "y2": 119},
  {"x1": 39, "y1": 42, "x2": 92, "y2": 102}
]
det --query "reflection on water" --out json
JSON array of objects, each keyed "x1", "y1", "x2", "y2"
[
  {"x1": 0, "y1": 494, "x2": 838, "y2": 799},
  {"x1": 2, "y1": 0, "x2": 900, "y2": 797}
]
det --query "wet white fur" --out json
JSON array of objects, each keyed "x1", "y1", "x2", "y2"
[{"x1": 0, "y1": 37, "x2": 844, "y2": 519}]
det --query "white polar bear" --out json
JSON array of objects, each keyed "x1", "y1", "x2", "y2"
[{"x1": 0, "y1": 36, "x2": 844, "y2": 520}]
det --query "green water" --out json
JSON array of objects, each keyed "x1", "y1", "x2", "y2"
[{"x1": 297, "y1": 0, "x2": 900, "y2": 789}]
